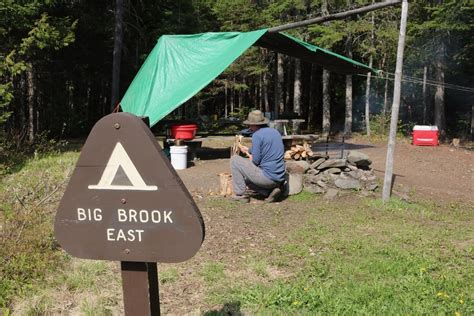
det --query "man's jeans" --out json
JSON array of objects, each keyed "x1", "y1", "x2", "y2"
[{"x1": 230, "y1": 155, "x2": 278, "y2": 196}]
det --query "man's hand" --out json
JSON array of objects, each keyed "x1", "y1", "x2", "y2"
[{"x1": 238, "y1": 144, "x2": 250, "y2": 156}]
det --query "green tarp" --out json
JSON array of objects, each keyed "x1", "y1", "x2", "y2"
[{"x1": 121, "y1": 29, "x2": 378, "y2": 127}]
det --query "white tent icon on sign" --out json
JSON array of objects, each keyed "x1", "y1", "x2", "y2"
[{"x1": 88, "y1": 142, "x2": 158, "y2": 191}]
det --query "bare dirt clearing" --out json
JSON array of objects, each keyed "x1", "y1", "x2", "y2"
[{"x1": 178, "y1": 136, "x2": 473, "y2": 204}]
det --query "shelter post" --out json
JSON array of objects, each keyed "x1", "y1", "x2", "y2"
[{"x1": 382, "y1": 0, "x2": 409, "y2": 202}]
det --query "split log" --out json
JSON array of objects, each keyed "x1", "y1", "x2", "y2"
[
  {"x1": 231, "y1": 135, "x2": 244, "y2": 156},
  {"x1": 218, "y1": 172, "x2": 233, "y2": 196}
]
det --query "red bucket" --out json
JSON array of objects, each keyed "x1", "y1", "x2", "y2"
[{"x1": 170, "y1": 124, "x2": 198, "y2": 140}]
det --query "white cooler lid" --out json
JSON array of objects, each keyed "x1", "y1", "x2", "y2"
[{"x1": 413, "y1": 125, "x2": 438, "y2": 131}]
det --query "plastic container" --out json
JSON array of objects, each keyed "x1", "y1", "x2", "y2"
[
  {"x1": 412, "y1": 125, "x2": 439, "y2": 146},
  {"x1": 170, "y1": 124, "x2": 198, "y2": 140},
  {"x1": 170, "y1": 146, "x2": 188, "y2": 170}
]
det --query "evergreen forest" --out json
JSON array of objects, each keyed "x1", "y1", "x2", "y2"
[{"x1": 1, "y1": 0, "x2": 473, "y2": 149}]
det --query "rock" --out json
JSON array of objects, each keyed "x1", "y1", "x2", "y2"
[
  {"x1": 334, "y1": 178, "x2": 361, "y2": 190},
  {"x1": 305, "y1": 174, "x2": 318, "y2": 184},
  {"x1": 316, "y1": 180, "x2": 326, "y2": 188},
  {"x1": 310, "y1": 158, "x2": 326, "y2": 169},
  {"x1": 317, "y1": 158, "x2": 347, "y2": 170},
  {"x1": 306, "y1": 168, "x2": 320, "y2": 176},
  {"x1": 288, "y1": 173, "x2": 304, "y2": 195},
  {"x1": 348, "y1": 169, "x2": 365, "y2": 179},
  {"x1": 347, "y1": 151, "x2": 372, "y2": 168},
  {"x1": 307, "y1": 173, "x2": 329, "y2": 184},
  {"x1": 304, "y1": 185, "x2": 325, "y2": 194},
  {"x1": 347, "y1": 164, "x2": 358, "y2": 171},
  {"x1": 324, "y1": 188, "x2": 339, "y2": 199},
  {"x1": 286, "y1": 161, "x2": 308, "y2": 174},
  {"x1": 365, "y1": 182, "x2": 378, "y2": 191},
  {"x1": 366, "y1": 175, "x2": 377, "y2": 182},
  {"x1": 324, "y1": 167, "x2": 342, "y2": 175}
]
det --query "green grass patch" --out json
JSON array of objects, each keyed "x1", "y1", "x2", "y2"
[
  {"x1": 59, "y1": 261, "x2": 109, "y2": 291},
  {"x1": 287, "y1": 191, "x2": 319, "y2": 202},
  {"x1": 0, "y1": 151, "x2": 79, "y2": 308},
  {"x1": 215, "y1": 198, "x2": 474, "y2": 314},
  {"x1": 160, "y1": 267, "x2": 180, "y2": 284},
  {"x1": 200, "y1": 262, "x2": 226, "y2": 284},
  {"x1": 247, "y1": 258, "x2": 269, "y2": 278}
]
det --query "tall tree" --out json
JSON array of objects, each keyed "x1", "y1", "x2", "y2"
[
  {"x1": 407, "y1": 0, "x2": 473, "y2": 139},
  {"x1": 293, "y1": 58, "x2": 302, "y2": 116},
  {"x1": 364, "y1": 4, "x2": 375, "y2": 137},
  {"x1": 321, "y1": 0, "x2": 331, "y2": 136},
  {"x1": 344, "y1": 0, "x2": 354, "y2": 136},
  {"x1": 111, "y1": 0, "x2": 125, "y2": 111}
]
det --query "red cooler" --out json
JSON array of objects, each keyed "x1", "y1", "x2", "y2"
[{"x1": 412, "y1": 125, "x2": 439, "y2": 146}]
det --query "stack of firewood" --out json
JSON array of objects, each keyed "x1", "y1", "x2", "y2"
[{"x1": 284, "y1": 142, "x2": 313, "y2": 161}]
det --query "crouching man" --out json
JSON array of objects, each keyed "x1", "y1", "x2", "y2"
[{"x1": 230, "y1": 110, "x2": 285, "y2": 203}]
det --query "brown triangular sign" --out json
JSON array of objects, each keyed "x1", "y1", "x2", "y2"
[{"x1": 54, "y1": 113, "x2": 205, "y2": 263}]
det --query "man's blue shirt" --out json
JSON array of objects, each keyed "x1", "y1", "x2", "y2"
[{"x1": 249, "y1": 126, "x2": 285, "y2": 182}]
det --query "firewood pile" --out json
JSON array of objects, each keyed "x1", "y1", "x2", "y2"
[
  {"x1": 284, "y1": 143, "x2": 313, "y2": 161},
  {"x1": 285, "y1": 150, "x2": 378, "y2": 199}
]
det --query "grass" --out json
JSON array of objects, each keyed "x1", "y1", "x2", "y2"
[
  {"x1": 200, "y1": 262, "x2": 226, "y2": 284},
  {"x1": 208, "y1": 197, "x2": 474, "y2": 314},
  {"x1": 2, "y1": 147, "x2": 473, "y2": 314},
  {"x1": 11, "y1": 259, "x2": 122, "y2": 315},
  {"x1": 0, "y1": 150, "x2": 79, "y2": 309},
  {"x1": 159, "y1": 267, "x2": 180, "y2": 284}
]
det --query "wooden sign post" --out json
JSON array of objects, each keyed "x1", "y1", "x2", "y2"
[{"x1": 54, "y1": 113, "x2": 205, "y2": 314}]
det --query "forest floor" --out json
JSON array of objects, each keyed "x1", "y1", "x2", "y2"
[{"x1": 9, "y1": 135, "x2": 474, "y2": 315}]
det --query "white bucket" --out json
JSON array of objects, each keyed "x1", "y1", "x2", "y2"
[{"x1": 170, "y1": 145, "x2": 188, "y2": 170}]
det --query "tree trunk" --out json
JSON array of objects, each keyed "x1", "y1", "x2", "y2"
[
  {"x1": 269, "y1": 0, "x2": 403, "y2": 33},
  {"x1": 26, "y1": 65, "x2": 35, "y2": 143},
  {"x1": 111, "y1": 0, "x2": 125, "y2": 111},
  {"x1": 263, "y1": 72, "x2": 269, "y2": 113},
  {"x1": 230, "y1": 76, "x2": 235, "y2": 115},
  {"x1": 285, "y1": 58, "x2": 292, "y2": 113},
  {"x1": 345, "y1": 26, "x2": 353, "y2": 135},
  {"x1": 365, "y1": 6, "x2": 375, "y2": 136},
  {"x1": 422, "y1": 65, "x2": 428, "y2": 124},
  {"x1": 293, "y1": 58, "x2": 302, "y2": 116},
  {"x1": 307, "y1": 64, "x2": 314, "y2": 128},
  {"x1": 344, "y1": 0, "x2": 352, "y2": 135},
  {"x1": 365, "y1": 56, "x2": 373, "y2": 136},
  {"x1": 382, "y1": 0, "x2": 408, "y2": 203},
  {"x1": 434, "y1": 42, "x2": 446, "y2": 140},
  {"x1": 277, "y1": 53, "x2": 284, "y2": 115},
  {"x1": 258, "y1": 73, "x2": 263, "y2": 110},
  {"x1": 224, "y1": 81, "x2": 228, "y2": 118},
  {"x1": 273, "y1": 53, "x2": 279, "y2": 119},
  {"x1": 383, "y1": 76, "x2": 389, "y2": 116},
  {"x1": 322, "y1": 69, "x2": 330, "y2": 136},
  {"x1": 345, "y1": 74, "x2": 353, "y2": 135},
  {"x1": 471, "y1": 103, "x2": 474, "y2": 141},
  {"x1": 321, "y1": 0, "x2": 330, "y2": 136}
]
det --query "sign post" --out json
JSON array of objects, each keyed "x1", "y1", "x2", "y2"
[{"x1": 55, "y1": 113, "x2": 205, "y2": 314}]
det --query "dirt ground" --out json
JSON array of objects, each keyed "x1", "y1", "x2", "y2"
[
  {"x1": 177, "y1": 136, "x2": 473, "y2": 204},
  {"x1": 13, "y1": 135, "x2": 472, "y2": 314},
  {"x1": 148, "y1": 135, "x2": 472, "y2": 314}
]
